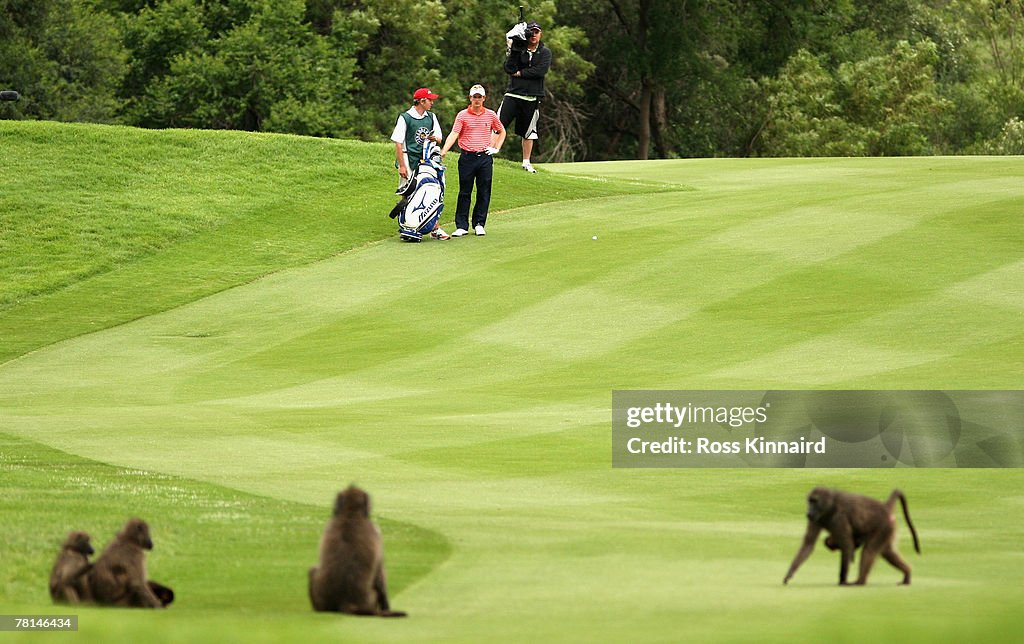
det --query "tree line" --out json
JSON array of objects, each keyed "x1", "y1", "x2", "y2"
[{"x1": 2, "y1": 0, "x2": 1022, "y2": 160}]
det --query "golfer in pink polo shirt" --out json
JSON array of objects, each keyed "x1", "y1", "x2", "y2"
[{"x1": 440, "y1": 84, "x2": 506, "y2": 237}]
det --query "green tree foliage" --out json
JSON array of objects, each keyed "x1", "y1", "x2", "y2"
[
  {"x1": 986, "y1": 116, "x2": 1024, "y2": 154},
  {"x1": 432, "y1": 0, "x2": 514, "y2": 121},
  {"x1": 561, "y1": 0, "x2": 807, "y2": 159},
  {"x1": 757, "y1": 41, "x2": 951, "y2": 156},
  {"x1": 756, "y1": 50, "x2": 866, "y2": 156},
  {"x1": 955, "y1": 0, "x2": 1024, "y2": 148},
  {"x1": 560, "y1": 0, "x2": 717, "y2": 160},
  {"x1": 839, "y1": 40, "x2": 951, "y2": 155},
  {"x1": 302, "y1": 0, "x2": 447, "y2": 139},
  {"x1": 125, "y1": 0, "x2": 360, "y2": 135},
  {"x1": 117, "y1": 0, "x2": 207, "y2": 126},
  {"x1": 959, "y1": 0, "x2": 1024, "y2": 87},
  {"x1": 3, "y1": 0, "x2": 1022, "y2": 158},
  {"x1": 0, "y1": 0, "x2": 126, "y2": 122}
]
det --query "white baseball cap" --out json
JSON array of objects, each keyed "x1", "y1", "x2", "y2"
[{"x1": 469, "y1": 84, "x2": 486, "y2": 97}]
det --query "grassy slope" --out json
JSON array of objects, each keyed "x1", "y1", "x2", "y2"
[
  {"x1": 2, "y1": 122, "x2": 1023, "y2": 642},
  {"x1": 0, "y1": 121, "x2": 668, "y2": 362}
]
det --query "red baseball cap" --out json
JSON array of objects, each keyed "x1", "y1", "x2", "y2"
[{"x1": 413, "y1": 87, "x2": 440, "y2": 100}]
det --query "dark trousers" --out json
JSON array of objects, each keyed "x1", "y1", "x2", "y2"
[{"x1": 455, "y1": 151, "x2": 493, "y2": 230}]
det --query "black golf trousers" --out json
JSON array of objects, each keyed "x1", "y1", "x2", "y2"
[{"x1": 455, "y1": 150, "x2": 493, "y2": 230}]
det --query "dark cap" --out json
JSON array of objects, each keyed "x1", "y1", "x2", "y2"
[{"x1": 526, "y1": 21, "x2": 541, "y2": 31}]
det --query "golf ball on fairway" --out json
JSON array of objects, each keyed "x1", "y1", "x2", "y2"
[{"x1": 592, "y1": 235, "x2": 598, "y2": 240}]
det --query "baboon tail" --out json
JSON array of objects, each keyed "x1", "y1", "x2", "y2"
[{"x1": 889, "y1": 490, "x2": 921, "y2": 554}]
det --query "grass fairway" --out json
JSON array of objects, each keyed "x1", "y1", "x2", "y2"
[{"x1": 1, "y1": 121, "x2": 1023, "y2": 642}]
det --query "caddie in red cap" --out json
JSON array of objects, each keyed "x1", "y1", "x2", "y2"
[
  {"x1": 389, "y1": 87, "x2": 449, "y2": 239},
  {"x1": 391, "y1": 88, "x2": 443, "y2": 181}
]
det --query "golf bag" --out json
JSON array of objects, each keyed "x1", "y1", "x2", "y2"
[{"x1": 389, "y1": 141, "x2": 445, "y2": 242}]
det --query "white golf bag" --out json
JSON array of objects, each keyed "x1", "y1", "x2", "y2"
[{"x1": 389, "y1": 141, "x2": 445, "y2": 242}]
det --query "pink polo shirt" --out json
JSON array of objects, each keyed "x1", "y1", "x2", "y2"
[{"x1": 451, "y1": 107, "x2": 504, "y2": 152}]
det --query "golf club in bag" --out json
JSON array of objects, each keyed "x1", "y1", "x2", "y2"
[{"x1": 388, "y1": 140, "x2": 446, "y2": 242}]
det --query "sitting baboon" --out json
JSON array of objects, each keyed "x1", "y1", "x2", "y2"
[
  {"x1": 49, "y1": 531, "x2": 94, "y2": 604},
  {"x1": 308, "y1": 485, "x2": 407, "y2": 617},
  {"x1": 784, "y1": 487, "x2": 921, "y2": 586},
  {"x1": 90, "y1": 518, "x2": 165, "y2": 608}
]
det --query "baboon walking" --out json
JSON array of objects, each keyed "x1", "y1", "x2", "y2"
[
  {"x1": 784, "y1": 487, "x2": 921, "y2": 586},
  {"x1": 308, "y1": 485, "x2": 406, "y2": 617},
  {"x1": 49, "y1": 531, "x2": 94, "y2": 604},
  {"x1": 90, "y1": 518, "x2": 165, "y2": 608}
]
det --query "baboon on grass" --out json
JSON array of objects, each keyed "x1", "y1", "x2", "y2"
[
  {"x1": 309, "y1": 486, "x2": 406, "y2": 617},
  {"x1": 90, "y1": 518, "x2": 165, "y2": 608},
  {"x1": 49, "y1": 531, "x2": 94, "y2": 604},
  {"x1": 784, "y1": 487, "x2": 920, "y2": 586}
]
